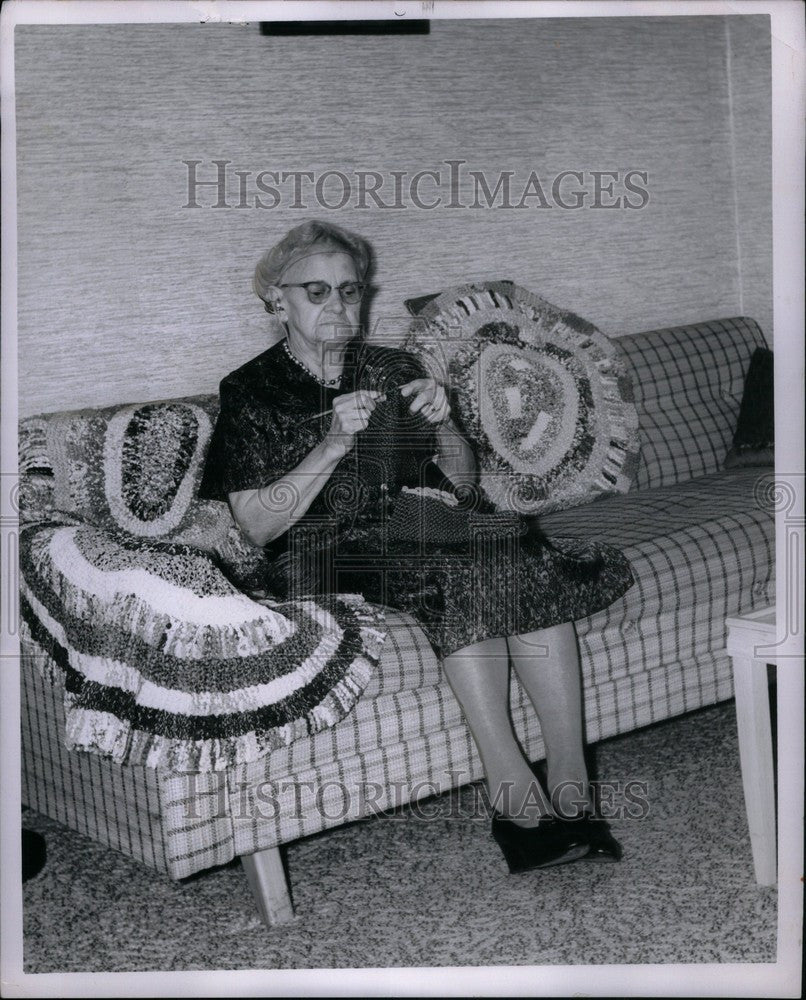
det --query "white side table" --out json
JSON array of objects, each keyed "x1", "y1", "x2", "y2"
[{"x1": 725, "y1": 605, "x2": 777, "y2": 886}]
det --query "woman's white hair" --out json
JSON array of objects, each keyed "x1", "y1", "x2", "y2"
[{"x1": 253, "y1": 220, "x2": 372, "y2": 314}]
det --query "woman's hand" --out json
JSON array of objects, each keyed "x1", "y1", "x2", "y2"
[
  {"x1": 401, "y1": 376, "x2": 477, "y2": 488},
  {"x1": 324, "y1": 389, "x2": 386, "y2": 456},
  {"x1": 399, "y1": 377, "x2": 450, "y2": 425}
]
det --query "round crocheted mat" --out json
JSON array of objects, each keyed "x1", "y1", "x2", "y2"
[{"x1": 402, "y1": 280, "x2": 640, "y2": 515}]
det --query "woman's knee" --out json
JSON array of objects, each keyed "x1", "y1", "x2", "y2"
[
  {"x1": 443, "y1": 635, "x2": 509, "y2": 667},
  {"x1": 509, "y1": 620, "x2": 577, "y2": 657}
]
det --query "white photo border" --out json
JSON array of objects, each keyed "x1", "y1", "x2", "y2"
[{"x1": 1, "y1": 1, "x2": 803, "y2": 996}]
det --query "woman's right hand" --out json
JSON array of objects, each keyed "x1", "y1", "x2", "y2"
[{"x1": 324, "y1": 389, "x2": 386, "y2": 457}]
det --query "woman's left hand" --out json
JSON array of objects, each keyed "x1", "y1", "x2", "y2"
[{"x1": 399, "y1": 377, "x2": 451, "y2": 426}]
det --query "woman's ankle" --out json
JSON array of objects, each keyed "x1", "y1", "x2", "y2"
[
  {"x1": 487, "y1": 777, "x2": 553, "y2": 825},
  {"x1": 549, "y1": 777, "x2": 592, "y2": 819}
]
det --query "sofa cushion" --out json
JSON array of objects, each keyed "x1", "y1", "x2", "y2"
[
  {"x1": 19, "y1": 522, "x2": 387, "y2": 772},
  {"x1": 540, "y1": 467, "x2": 775, "y2": 687},
  {"x1": 402, "y1": 280, "x2": 640, "y2": 515},
  {"x1": 616, "y1": 317, "x2": 767, "y2": 490}
]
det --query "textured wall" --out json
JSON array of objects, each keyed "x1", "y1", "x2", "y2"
[
  {"x1": 724, "y1": 16, "x2": 773, "y2": 337},
  {"x1": 14, "y1": 15, "x2": 771, "y2": 416}
]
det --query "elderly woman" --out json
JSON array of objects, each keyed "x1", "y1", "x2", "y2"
[{"x1": 200, "y1": 220, "x2": 634, "y2": 873}]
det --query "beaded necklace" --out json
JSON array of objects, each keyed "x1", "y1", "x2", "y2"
[{"x1": 282, "y1": 339, "x2": 342, "y2": 387}]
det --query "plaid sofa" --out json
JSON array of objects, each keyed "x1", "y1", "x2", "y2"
[{"x1": 19, "y1": 316, "x2": 773, "y2": 918}]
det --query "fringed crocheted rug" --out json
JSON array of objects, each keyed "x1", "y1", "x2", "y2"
[
  {"x1": 19, "y1": 522, "x2": 387, "y2": 772},
  {"x1": 403, "y1": 280, "x2": 641, "y2": 516}
]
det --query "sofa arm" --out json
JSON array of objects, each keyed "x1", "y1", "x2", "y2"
[{"x1": 19, "y1": 522, "x2": 387, "y2": 773}]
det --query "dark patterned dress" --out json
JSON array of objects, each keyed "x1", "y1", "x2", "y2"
[{"x1": 199, "y1": 339, "x2": 634, "y2": 658}]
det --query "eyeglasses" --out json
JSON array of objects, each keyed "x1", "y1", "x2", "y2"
[{"x1": 279, "y1": 280, "x2": 366, "y2": 305}]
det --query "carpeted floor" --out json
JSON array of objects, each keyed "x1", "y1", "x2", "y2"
[{"x1": 21, "y1": 700, "x2": 777, "y2": 972}]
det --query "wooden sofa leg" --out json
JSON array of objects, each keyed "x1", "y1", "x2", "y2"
[{"x1": 241, "y1": 847, "x2": 295, "y2": 926}]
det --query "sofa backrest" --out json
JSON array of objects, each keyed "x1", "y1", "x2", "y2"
[{"x1": 615, "y1": 317, "x2": 768, "y2": 491}]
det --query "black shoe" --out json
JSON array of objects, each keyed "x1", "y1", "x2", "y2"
[
  {"x1": 491, "y1": 812, "x2": 590, "y2": 873},
  {"x1": 562, "y1": 814, "x2": 623, "y2": 862},
  {"x1": 22, "y1": 829, "x2": 46, "y2": 882}
]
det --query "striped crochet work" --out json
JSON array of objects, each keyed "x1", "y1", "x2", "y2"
[
  {"x1": 403, "y1": 281, "x2": 641, "y2": 516},
  {"x1": 18, "y1": 414, "x2": 57, "y2": 525},
  {"x1": 44, "y1": 396, "x2": 233, "y2": 552},
  {"x1": 19, "y1": 522, "x2": 387, "y2": 772}
]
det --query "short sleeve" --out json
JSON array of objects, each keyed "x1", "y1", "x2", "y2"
[{"x1": 198, "y1": 381, "x2": 288, "y2": 502}]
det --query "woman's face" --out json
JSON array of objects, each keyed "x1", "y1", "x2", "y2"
[{"x1": 275, "y1": 251, "x2": 362, "y2": 349}]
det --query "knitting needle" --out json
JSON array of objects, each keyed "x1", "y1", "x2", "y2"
[
  {"x1": 301, "y1": 407, "x2": 334, "y2": 424},
  {"x1": 300, "y1": 391, "x2": 389, "y2": 424}
]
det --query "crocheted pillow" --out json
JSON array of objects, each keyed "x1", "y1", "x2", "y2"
[
  {"x1": 19, "y1": 522, "x2": 387, "y2": 772},
  {"x1": 403, "y1": 281, "x2": 640, "y2": 515},
  {"x1": 43, "y1": 395, "x2": 233, "y2": 552}
]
